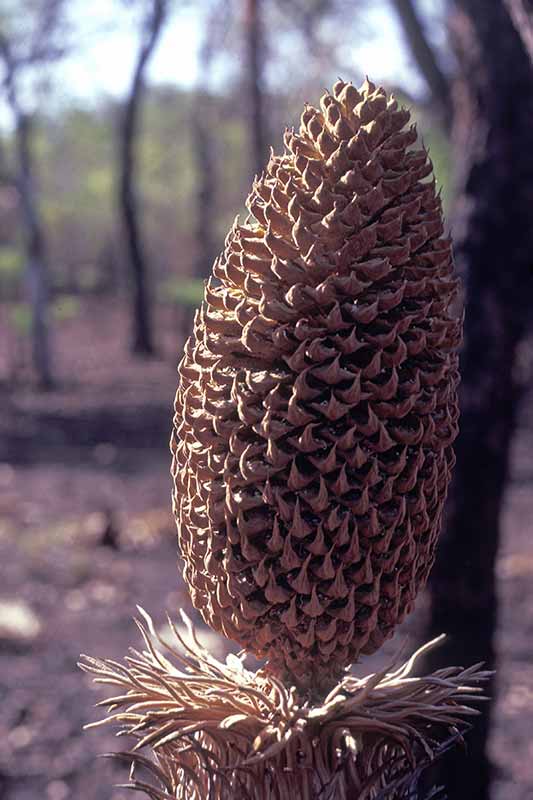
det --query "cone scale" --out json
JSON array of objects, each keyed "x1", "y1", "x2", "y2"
[{"x1": 171, "y1": 78, "x2": 461, "y2": 692}]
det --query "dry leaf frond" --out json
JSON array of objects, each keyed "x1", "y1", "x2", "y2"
[{"x1": 80, "y1": 609, "x2": 490, "y2": 800}]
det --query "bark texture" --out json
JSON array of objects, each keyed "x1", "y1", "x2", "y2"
[{"x1": 423, "y1": 2, "x2": 533, "y2": 797}]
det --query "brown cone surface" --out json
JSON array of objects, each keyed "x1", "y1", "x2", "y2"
[{"x1": 171, "y1": 79, "x2": 461, "y2": 690}]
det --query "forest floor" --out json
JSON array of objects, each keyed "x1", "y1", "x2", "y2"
[{"x1": 0, "y1": 299, "x2": 532, "y2": 800}]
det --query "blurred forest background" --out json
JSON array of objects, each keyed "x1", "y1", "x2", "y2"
[{"x1": 0, "y1": 1, "x2": 532, "y2": 799}]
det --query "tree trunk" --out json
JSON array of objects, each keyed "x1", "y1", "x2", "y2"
[
  {"x1": 192, "y1": 92, "x2": 217, "y2": 280},
  {"x1": 16, "y1": 113, "x2": 53, "y2": 389},
  {"x1": 422, "y1": 2, "x2": 533, "y2": 798},
  {"x1": 245, "y1": 0, "x2": 267, "y2": 178},
  {"x1": 119, "y1": 0, "x2": 166, "y2": 356}
]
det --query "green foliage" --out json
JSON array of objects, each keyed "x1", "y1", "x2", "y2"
[
  {"x1": 9, "y1": 296, "x2": 80, "y2": 336},
  {"x1": 0, "y1": 85, "x2": 451, "y2": 300},
  {"x1": 0, "y1": 246, "x2": 23, "y2": 281},
  {"x1": 407, "y1": 106, "x2": 452, "y2": 212},
  {"x1": 77, "y1": 264, "x2": 103, "y2": 292},
  {"x1": 161, "y1": 278, "x2": 204, "y2": 308},
  {"x1": 422, "y1": 125, "x2": 451, "y2": 212},
  {"x1": 0, "y1": 246, "x2": 23, "y2": 301},
  {"x1": 140, "y1": 88, "x2": 197, "y2": 255},
  {"x1": 9, "y1": 303, "x2": 32, "y2": 335},
  {"x1": 52, "y1": 296, "x2": 80, "y2": 321},
  {"x1": 38, "y1": 105, "x2": 115, "y2": 235}
]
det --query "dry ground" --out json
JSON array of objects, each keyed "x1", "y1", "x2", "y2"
[{"x1": 0, "y1": 299, "x2": 532, "y2": 800}]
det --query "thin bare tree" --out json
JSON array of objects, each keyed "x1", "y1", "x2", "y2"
[
  {"x1": 391, "y1": 0, "x2": 451, "y2": 124},
  {"x1": 0, "y1": 1, "x2": 68, "y2": 388},
  {"x1": 192, "y1": 2, "x2": 229, "y2": 280},
  {"x1": 244, "y1": 0, "x2": 267, "y2": 178},
  {"x1": 119, "y1": 0, "x2": 168, "y2": 356}
]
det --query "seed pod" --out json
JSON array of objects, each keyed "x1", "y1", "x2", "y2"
[{"x1": 171, "y1": 79, "x2": 461, "y2": 690}]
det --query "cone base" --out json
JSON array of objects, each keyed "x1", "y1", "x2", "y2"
[{"x1": 80, "y1": 609, "x2": 490, "y2": 800}]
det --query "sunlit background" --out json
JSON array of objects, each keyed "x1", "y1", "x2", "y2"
[{"x1": 0, "y1": 0, "x2": 448, "y2": 378}]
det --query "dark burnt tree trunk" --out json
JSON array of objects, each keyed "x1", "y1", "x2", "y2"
[
  {"x1": 245, "y1": 0, "x2": 267, "y2": 178},
  {"x1": 120, "y1": 0, "x2": 166, "y2": 355},
  {"x1": 422, "y1": 2, "x2": 533, "y2": 798}
]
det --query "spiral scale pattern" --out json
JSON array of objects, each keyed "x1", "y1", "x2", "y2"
[{"x1": 171, "y1": 78, "x2": 461, "y2": 689}]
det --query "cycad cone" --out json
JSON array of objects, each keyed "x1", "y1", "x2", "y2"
[{"x1": 171, "y1": 78, "x2": 461, "y2": 692}]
